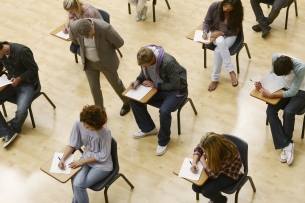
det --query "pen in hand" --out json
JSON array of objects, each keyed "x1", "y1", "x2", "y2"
[
  {"x1": 58, "y1": 157, "x2": 61, "y2": 161},
  {"x1": 189, "y1": 161, "x2": 192, "y2": 165}
]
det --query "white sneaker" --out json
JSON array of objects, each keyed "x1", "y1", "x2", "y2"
[
  {"x1": 141, "y1": 6, "x2": 148, "y2": 20},
  {"x1": 135, "y1": 9, "x2": 141, "y2": 21},
  {"x1": 133, "y1": 127, "x2": 157, "y2": 138},
  {"x1": 283, "y1": 142, "x2": 294, "y2": 165},
  {"x1": 156, "y1": 145, "x2": 167, "y2": 156},
  {"x1": 279, "y1": 149, "x2": 287, "y2": 163},
  {"x1": 3, "y1": 133, "x2": 18, "y2": 148}
]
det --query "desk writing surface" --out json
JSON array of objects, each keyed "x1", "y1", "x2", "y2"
[
  {"x1": 40, "y1": 149, "x2": 82, "y2": 183},
  {"x1": 250, "y1": 88, "x2": 283, "y2": 105},
  {"x1": 173, "y1": 152, "x2": 208, "y2": 186},
  {"x1": 186, "y1": 23, "x2": 215, "y2": 44},
  {"x1": 50, "y1": 24, "x2": 70, "y2": 41},
  {"x1": 122, "y1": 86, "x2": 157, "y2": 103}
]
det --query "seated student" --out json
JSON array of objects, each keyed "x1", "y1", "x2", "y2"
[
  {"x1": 62, "y1": 0, "x2": 103, "y2": 54},
  {"x1": 250, "y1": 0, "x2": 293, "y2": 38},
  {"x1": 202, "y1": 0, "x2": 243, "y2": 92},
  {"x1": 190, "y1": 132, "x2": 243, "y2": 203},
  {"x1": 130, "y1": 45, "x2": 187, "y2": 156},
  {"x1": 58, "y1": 105, "x2": 112, "y2": 203},
  {"x1": 0, "y1": 41, "x2": 39, "y2": 147},
  {"x1": 254, "y1": 53, "x2": 305, "y2": 165},
  {"x1": 127, "y1": 0, "x2": 148, "y2": 21}
]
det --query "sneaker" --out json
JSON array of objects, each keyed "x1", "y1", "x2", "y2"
[
  {"x1": 133, "y1": 127, "x2": 157, "y2": 138},
  {"x1": 0, "y1": 135, "x2": 6, "y2": 141},
  {"x1": 141, "y1": 6, "x2": 148, "y2": 20},
  {"x1": 156, "y1": 145, "x2": 167, "y2": 156},
  {"x1": 135, "y1": 10, "x2": 141, "y2": 21},
  {"x1": 283, "y1": 142, "x2": 294, "y2": 165},
  {"x1": 3, "y1": 132, "x2": 18, "y2": 148},
  {"x1": 279, "y1": 149, "x2": 287, "y2": 163}
]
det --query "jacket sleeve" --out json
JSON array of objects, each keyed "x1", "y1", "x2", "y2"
[
  {"x1": 202, "y1": 2, "x2": 217, "y2": 32},
  {"x1": 69, "y1": 22, "x2": 79, "y2": 45},
  {"x1": 156, "y1": 60, "x2": 181, "y2": 91},
  {"x1": 136, "y1": 69, "x2": 146, "y2": 83},
  {"x1": 19, "y1": 47, "x2": 39, "y2": 82},
  {"x1": 104, "y1": 24, "x2": 124, "y2": 49}
]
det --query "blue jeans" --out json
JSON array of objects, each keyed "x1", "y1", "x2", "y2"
[
  {"x1": 130, "y1": 91, "x2": 184, "y2": 146},
  {"x1": 0, "y1": 83, "x2": 35, "y2": 132},
  {"x1": 72, "y1": 164, "x2": 111, "y2": 203},
  {"x1": 267, "y1": 90, "x2": 305, "y2": 149},
  {"x1": 192, "y1": 173, "x2": 239, "y2": 203},
  {"x1": 0, "y1": 111, "x2": 14, "y2": 137}
]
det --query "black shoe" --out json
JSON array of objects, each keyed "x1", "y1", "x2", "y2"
[
  {"x1": 120, "y1": 104, "x2": 130, "y2": 116},
  {"x1": 3, "y1": 132, "x2": 18, "y2": 148},
  {"x1": 261, "y1": 25, "x2": 271, "y2": 38},
  {"x1": 252, "y1": 24, "x2": 261, "y2": 32}
]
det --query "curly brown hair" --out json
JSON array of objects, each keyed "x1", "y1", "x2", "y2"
[{"x1": 80, "y1": 105, "x2": 107, "y2": 129}]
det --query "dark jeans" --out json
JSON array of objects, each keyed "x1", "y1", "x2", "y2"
[
  {"x1": 70, "y1": 42, "x2": 80, "y2": 55},
  {"x1": 192, "y1": 173, "x2": 239, "y2": 203},
  {"x1": 130, "y1": 90, "x2": 184, "y2": 146},
  {"x1": 0, "y1": 83, "x2": 35, "y2": 132},
  {"x1": 0, "y1": 111, "x2": 14, "y2": 137},
  {"x1": 267, "y1": 90, "x2": 305, "y2": 149},
  {"x1": 250, "y1": 0, "x2": 292, "y2": 25}
]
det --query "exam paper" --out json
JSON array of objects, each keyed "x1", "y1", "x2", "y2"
[
  {"x1": 260, "y1": 73, "x2": 284, "y2": 93},
  {"x1": 0, "y1": 75, "x2": 12, "y2": 87},
  {"x1": 193, "y1": 30, "x2": 211, "y2": 43},
  {"x1": 50, "y1": 152, "x2": 74, "y2": 174},
  {"x1": 178, "y1": 157, "x2": 203, "y2": 181},
  {"x1": 125, "y1": 84, "x2": 152, "y2": 101},
  {"x1": 56, "y1": 31, "x2": 69, "y2": 40}
]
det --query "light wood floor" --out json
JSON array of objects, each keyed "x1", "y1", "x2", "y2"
[{"x1": 1, "y1": 0, "x2": 305, "y2": 202}]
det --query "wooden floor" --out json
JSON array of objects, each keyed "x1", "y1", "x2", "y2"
[{"x1": 1, "y1": 0, "x2": 305, "y2": 202}]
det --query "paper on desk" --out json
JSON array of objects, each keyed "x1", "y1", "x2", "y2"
[
  {"x1": 50, "y1": 152, "x2": 74, "y2": 174},
  {"x1": 178, "y1": 157, "x2": 203, "y2": 181},
  {"x1": 125, "y1": 84, "x2": 152, "y2": 101},
  {"x1": 56, "y1": 31, "x2": 69, "y2": 40},
  {"x1": 0, "y1": 75, "x2": 12, "y2": 87},
  {"x1": 193, "y1": 30, "x2": 211, "y2": 43},
  {"x1": 260, "y1": 73, "x2": 284, "y2": 93}
]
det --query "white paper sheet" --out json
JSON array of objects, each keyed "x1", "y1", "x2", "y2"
[
  {"x1": 260, "y1": 73, "x2": 284, "y2": 93},
  {"x1": 0, "y1": 75, "x2": 12, "y2": 87},
  {"x1": 56, "y1": 31, "x2": 69, "y2": 40},
  {"x1": 125, "y1": 84, "x2": 152, "y2": 101},
  {"x1": 178, "y1": 157, "x2": 203, "y2": 181},
  {"x1": 193, "y1": 30, "x2": 211, "y2": 43},
  {"x1": 50, "y1": 152, "x2": 74, "y2": 174}
]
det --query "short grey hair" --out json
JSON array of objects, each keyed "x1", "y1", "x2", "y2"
[{"x1": 76, "y1": 19, "x2": 93, "y2": 37}]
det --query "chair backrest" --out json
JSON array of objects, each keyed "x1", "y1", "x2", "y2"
[
  {"x1": 222, "y1": 134, "x2": 249, "y2": 176},
  {"x1": 228, "y1": 27, "x2": 244, "y2": 55},
  {"x1": 98, "y1": 9, "x2": 110, "y2": 24},
  {"x1": 110, "y1": 137, "x2": 120, "y2": 174}
]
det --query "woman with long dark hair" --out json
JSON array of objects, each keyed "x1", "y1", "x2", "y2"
[{"x1": 202, "y1": 0, "x2": 244, "y2": 91}]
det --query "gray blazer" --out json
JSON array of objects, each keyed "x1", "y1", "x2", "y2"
[{"x1": 69, "y1": 18, "x2": 124, "y2": 73}]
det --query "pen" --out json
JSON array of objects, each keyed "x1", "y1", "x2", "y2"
[
  {"x1": 189, "y1": 161, "x2": 192, "y2": 165},
  {"x1": 250, "y1": 79, "x2": 254, "y2": 82},
  {"x1": 58, "y1": 157, "x2": 61, "y2": 161}
]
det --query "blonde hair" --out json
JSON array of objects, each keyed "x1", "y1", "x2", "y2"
[
  {"x1": 137, "y1": 47, "x2": 155, "y2": 65},
  {"x1": 199, "y1": 132, "x2": 238, "y2": 172},
  {"x1": 63, "y1": 0, "x2": 84, "y2": 17}
]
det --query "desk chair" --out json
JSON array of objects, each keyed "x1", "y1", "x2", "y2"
[
  {"x1": 195, "y1": 134, "x2": 256, "y2": 203},
  {"x1": 1, "y1": 82, "x2": 56, "y2": 128},
  {"x1": 266, "y1": 104, "x2": 305, "y2": 139},
  {"x1": 75, "y1": 138, "x2": 134, "y2": 203},
  {"x1": 73, "y1": 9, "x2": 123, "y2": 63},
  {"x1": 264, "y1": 0, "x2": 298, "y2": 29},
  {"x1": 128, "y1": 0, "x2": 171, "y2": 22},
  {"x1": 202, "y1": 27, "x2": 251, "y2": 74}
]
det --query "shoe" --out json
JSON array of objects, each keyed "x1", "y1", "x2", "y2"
[
  {"x1": 208, "y1": 81, "x2": 218, "y2": 92},
  {"x1": 232, "y1": 80, "x2": 239, "y2": 87},
  {"x1": 3, "y1": 132, "x2": 18, "y2": 148},
  {"x1": 135, "y1": 10, "x2": 141, "y2": 21},
  {"x1": 120, "y1": 104, "x2": 130, "y2": 116},
  {"x1": 261, "y1": 25, "x2": 271, "y2": 38},
  {"x1": 7, "y1": 121, "x2": 20, "y2": 133},
  {"x1": 283, "y1": 142, "x2": 294, "y2": 165},
  {"x1": 279, "y1": 149, "x2": 287, "y2": 163},
  {"x1": 133, "y1": 127, "x2": 157, "y2": 138},
  {"x1": 0, "y1": 135, "x2": 6, "y2": 141},
  {"x1": 252, "y1": 24, "x2": 261, "y2": 32},
  {"x1": 141, "y1": 6, "x2": 148, "y2": 20},
  {"x1": 156, "y1": 145, "x2": 167, "y2": 156}
]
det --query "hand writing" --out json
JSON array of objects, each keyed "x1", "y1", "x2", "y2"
[{"x1": 130, "y1": 80, "x2": 139, "y2": 90}]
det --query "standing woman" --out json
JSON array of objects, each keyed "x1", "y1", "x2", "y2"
[
  {"x1": 202, "y1": 0, "x2": 244, "y2": 91},
  {"x1": 62, "y1": 0, "x2": 103, "y2": 54},
  {"x1": 58, "y1": 105, "x2": 112, "y2": 203},
  {"x1": 190, "y1": 132, "x2": 243, "y2": 203}
]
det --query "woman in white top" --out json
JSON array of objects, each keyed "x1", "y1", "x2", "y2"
[{"x1": 58, "y1": 105, "x2": 112, "y2": 203}]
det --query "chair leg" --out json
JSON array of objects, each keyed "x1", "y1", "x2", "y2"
[
  {"x1": 196, "y1": 192, "x2": 199, "y2": 200},
  {"x1": 104, "y1": 186, "x2": 109, "y2": 203},
  {"x1": 295, "y1": 0, "x2": 298, "y2": 16},
  {"x1": 204, "y1": 46, "x2": 207, "y2": 68},
  {"x1": 285, "y1": 5, "x2": 291, "y2": 29},
  {"x1": 2, "y1": 103, "x2": 7, "y2": 117},
  {"x1": 165, "y1": 0, "x2": 171, "y2": 9},
  {"x1": 235, "y1": 52, "x2": 240, "y2": 74},
  {"x1": 177, "y1": 108, "x2": 182, "y2": 135},
  {"x1": 40, "y1": 92, "x2": 56, "y2": 109},
  {"x1": 248, "y1": 176, "x2": 257, "y2": 192},
  {"x1": 234, "y1": 188, "x2": 240, "y2": 203},
  {"x1": 188, "y1": 98, "x2": 198, "y2": 115},
  {"x1": 266, "y1": 116, "x2": 269, "y2": 125},
  {"x1": 302, "y1": 114, "x2": 305, "y2": 139},
  {"x1": 120, "y1": 173, "x2": 135, "y2": 189},
  {"x1": 74, "y1": 53, "x2": 78, "y2": 63},
  {"x1": 128, "y1": 3, "x2": 131, "y2": 14},
  {"x1": 153, "y1": 0, "x2": 156, "y2": 22},
  {"x1": 244, "y1": 43, "x2": 251, "y2": 59},
  {"x1": 117, "y1": 49, "x2": 123, "y2": 57},
  {"x1": 28, "y1": 105, "x2": 36, "y2": 128}
]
